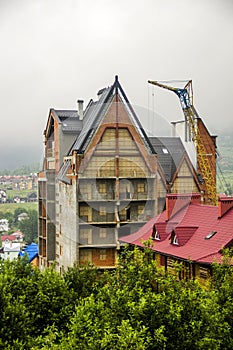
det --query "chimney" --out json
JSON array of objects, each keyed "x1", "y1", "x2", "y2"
[
  {"x1": 77, "y1": 100, "x2": 84, "y2": 120},
  {"x1": 218, "y1": 196, "x2": 233, "y2": 218},
  {"x1": 166, "y1": 193, "x2": 201, "y2": 221}
]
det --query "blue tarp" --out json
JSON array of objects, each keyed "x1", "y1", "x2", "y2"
[{"x1": 19, "y1": 243, "x2": 38, "y2": 262}]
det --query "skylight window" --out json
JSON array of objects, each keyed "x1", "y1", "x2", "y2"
[
  {"x1": 205, "y1": 231, "x2": 217, "y2": 240},
  {"x1": 162, "y1": 148, "x2": 169, "y2": 154}
]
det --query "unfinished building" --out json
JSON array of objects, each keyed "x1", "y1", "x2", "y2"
[{"x1": 38, "y1": 76, "x2": 216, "y2": 271}]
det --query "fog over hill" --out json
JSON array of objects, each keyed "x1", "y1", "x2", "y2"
[{"x1": 0, "y1": 145, "x2": 43, "y2": 171}]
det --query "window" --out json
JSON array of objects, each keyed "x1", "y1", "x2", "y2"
[
  {"x1": 99, "y1": 206, "x2": 106, "y2": 216},
  {"x1": 80, "y1": 250, "x2": 92, "y2": 263},
  {"x1": 99, "y1": 183, "x2": 106, "y2": 193},
  {"x1": 126, "y1": 207, "x2": 131, "y2": 220},
  {"x1": 80, "y1": 229, "x2": 92, "y2": 244},
  {"x1": 80, "y1": 229, "x2": 89, "y2": 239},
  {"x1": 167, "y1": 257, "x2": 174, "y2": 268},
  {"x1": 80, "y1": 206, "x2": 89, "y2": 222},
  {"x1": 152, "y1": 224, "x2": 160, "y2": 240},
  {"x1": 205, "y1": 231, "x2": 217, "y2": 240},
  {"x1": 138, "y1": 205, "x2": 144, "y2": 215},
  {"x1": 170, "y1": 230, "x2": 179, "y2": 245},
  {"x1": 162, "y1": 148, "x2": 169, "y2": 154},
  {"x1": 80, "y1": 206, "x2": 89, "y2": 216},
  {"x1": 199, "y1": 266, "x2": 209, "y2": 279},
  {"x1": 47, "y1": 160, "x2": 55, "y2": 169},
  {"x1": 173, "y1": 235, "x2": 179, "y2": 245},
  {"x1": 99, "y1": 228, "x2": 107, "y2": 238},
  {"x1": 100, "y1": 249, "x2": 107, "y2": 261},
  {"x1": 137, "y1": 183, "x2": 145, "y2": 193}
]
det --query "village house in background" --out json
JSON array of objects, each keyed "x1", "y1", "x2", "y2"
[
  {"x1": 121, "y1": 193, "x2": 233, "y2": 282},
  {"x1": 0, "y1": 219, "x2": 9, "y2": 232},
  {"x1": 0, "y1": 230, "x2": 24, "y2": 260},
  {"x1": 38, "y1": 77, "x2": 217, "y2": 272},
  {"x1": 0, "y1": 230, "x2": 38, "y2": 264},
  {"x1": 0, "y1": 174, "x2": 38, "y2": 203},
  {"x1": 0, "y1": 174, "x2": 38, "y2": 191}
]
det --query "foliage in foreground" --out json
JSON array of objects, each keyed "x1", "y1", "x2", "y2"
[{"x1": 1, "y1": 247, "x2": 233, "y2": 349}]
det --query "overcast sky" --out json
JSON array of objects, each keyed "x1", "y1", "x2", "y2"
[{"x1": 0, "y1": 0, "x2": 233, "y2": 169}]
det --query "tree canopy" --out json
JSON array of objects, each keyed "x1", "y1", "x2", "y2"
[{"x1": 0, "y1": 246, "x2": 233, "y2": 349}]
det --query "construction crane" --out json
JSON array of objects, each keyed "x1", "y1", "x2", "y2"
[{"x1": 148, "y1": 79, "x2": 217, "y2": 204}]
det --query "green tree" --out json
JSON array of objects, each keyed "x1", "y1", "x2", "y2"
[
  {"x1": 46, "y1": 246, "x2": 233, "y2": 350},
  {"x1": 1, "y1": 246, "x2": 233, "y2": 349},
  {"x1": 18, "y1": 209, "x2": 38, "y2": 243},
  {"x1": 14, "y1": 207, "x2": 28, "y2": 224},
  {"x1": 0, "y1": 211, "x2": 14, "y2": 228}
]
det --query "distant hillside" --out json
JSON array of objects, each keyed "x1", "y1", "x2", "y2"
[
  {"x1": 217, "y1": 136, "x2": 233, "y2": 173},
  {"x1": 0, "y1": 163, "x2": 40, "y2": 176},
  {"x1": 217, "y1": 136, "x2": 233, "y2": 194}
]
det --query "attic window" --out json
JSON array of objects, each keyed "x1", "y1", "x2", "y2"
[
  {"x1": 205, "y1": 231, "x2": 217, "y2": 240},
  {"x1": 170, "y1": 230, "x2": 179, "y2": 245},
  {"x1": 162, "y1": 148, "x2": 169, "y2": 154},
  {"x1": 154, "y1": 231, "x2": 160, "y2": 240},
  {"x1": 152, "y1": 224, "x2": 160, "y2": 240}
]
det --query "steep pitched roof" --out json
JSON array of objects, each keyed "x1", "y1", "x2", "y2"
[
  {"x1": 44, "y1": 109, "x2": 82, "y2": 140},
  {"x1": 58, "y1": 76, "x2": 156, "y2": 183},
  {"x1": 52, "y1": 109, "x2": 83, "y2": 133},
  {"x1": 69, "y1": 76, "x2": 155, "y2": 155},
  {"x1": 120, "y1": 196, "x2": 233, "y2": 264},
  {"x1": 149, "y1": 137, "x2": 185, "y2": 182}
]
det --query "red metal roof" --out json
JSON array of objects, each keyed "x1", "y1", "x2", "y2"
[
  {"x1": 1, "y1": 235, "x2": 16, "y2": 241},
  {"x1": 121, "y1": 198, "x2": 233, "y2": 265}
]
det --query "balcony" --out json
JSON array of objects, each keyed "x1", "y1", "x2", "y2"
[{"x1": 79, "y1": 192, "x2": 115, "y2": 201}]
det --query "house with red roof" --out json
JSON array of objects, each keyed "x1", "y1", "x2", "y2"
[{"x1": 120, "y1": 193, "x2": 233, "y2": 281}]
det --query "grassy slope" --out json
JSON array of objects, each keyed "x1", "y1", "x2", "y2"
[{"x1": 0, "y1": 202, "x2": 37, "y2": 215}]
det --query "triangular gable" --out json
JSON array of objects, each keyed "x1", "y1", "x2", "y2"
[
  {"x1": 79, "y1": 123, "x2": 155, "y2": 177},
  {"x1": 170, "y1": 152, "x2": 201, "y2": 191},
  {"x1": 44, "y1": 109, "x2": 59, "y2": 139}
]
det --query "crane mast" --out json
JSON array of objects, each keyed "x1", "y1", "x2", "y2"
[{"x1": 148, "y1": 80, "x2": 217, "y2": 204}]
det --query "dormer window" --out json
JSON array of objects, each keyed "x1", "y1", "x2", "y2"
[
  {"x1": 173, "y1": 235, "x2": 179, "y2": 245},
  {"x1": 154, "y1": 231, "x2": 160, "y2": 240},
  {"x1": 170, "y1": 230, "x2": 179, "y2": 245},
  {"x1": 152, "y1": 224, "x2": 160, "y2": 240}
]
